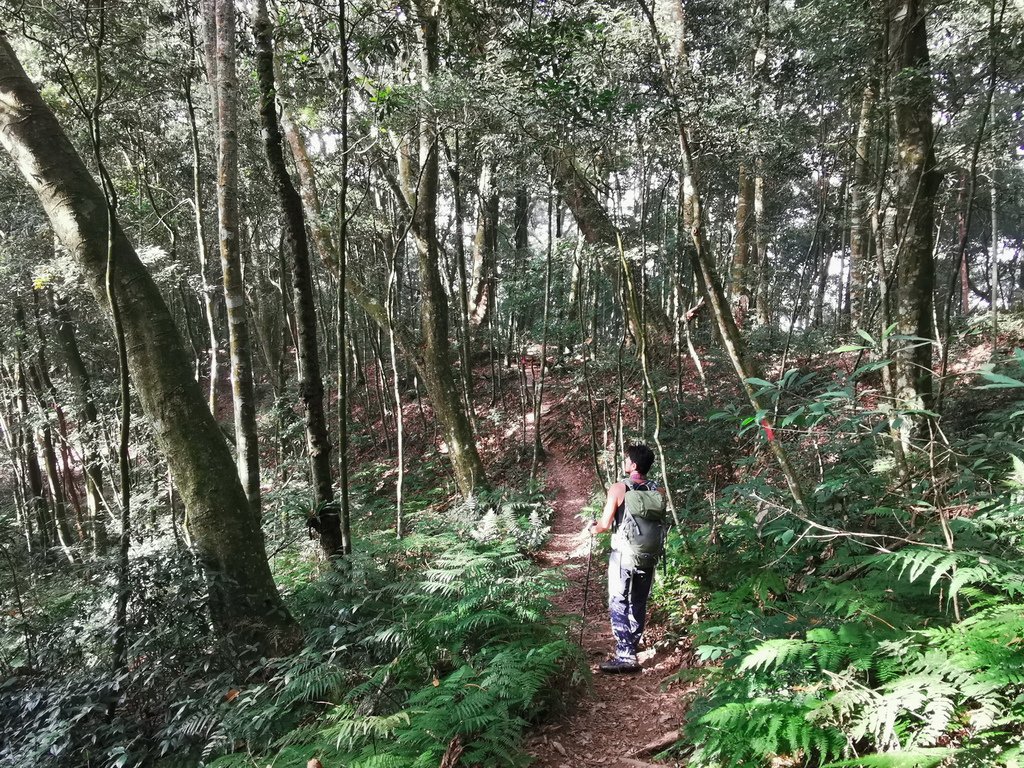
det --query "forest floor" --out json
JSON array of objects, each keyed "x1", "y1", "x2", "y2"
[{"x1": 521, "y1": 394, "x2": 694, "y2": 767}]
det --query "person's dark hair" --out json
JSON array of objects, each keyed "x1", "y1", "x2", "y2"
[{"x1": 625, "y1": 443, "x2": 655, "y2": 475}]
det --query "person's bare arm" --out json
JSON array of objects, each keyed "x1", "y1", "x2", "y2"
[{"x1": 590, "y1": 483, "x2": 625, "y2": 534}]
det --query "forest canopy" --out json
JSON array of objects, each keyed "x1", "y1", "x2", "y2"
[{"x1": 1, "y1": 0, "x2": 1024, "y2": 766}]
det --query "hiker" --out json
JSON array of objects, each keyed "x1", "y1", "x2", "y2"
[{"x1": 586, "y1": 443, "x2": 667, "y2": 674}]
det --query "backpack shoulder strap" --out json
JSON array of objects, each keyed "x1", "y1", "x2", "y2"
[
  {"x1": 624, "y1": 478, "x2": 652, "y2": 492},
  {"x1": 614, "y1": 479, "x2": 633, "y2": 530}
]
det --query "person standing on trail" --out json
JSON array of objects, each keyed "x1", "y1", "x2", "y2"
[{"x1": 586, "y1": 443, "x2": 664, "y2": 674}]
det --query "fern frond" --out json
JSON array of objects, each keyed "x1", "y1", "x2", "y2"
[
  {"x1": 821, "y1": 748, "x2": 953, "y2": 767},
  {"x1": 739, "y1": 639, "x2": 816, "y2": 673}
]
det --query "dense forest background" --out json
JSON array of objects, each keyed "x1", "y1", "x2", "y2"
[{"x1": 1, "y1": 0, "x2": 1024, "y2": 765}]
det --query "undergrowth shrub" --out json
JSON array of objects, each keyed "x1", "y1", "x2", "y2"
[
  {"x1": 207, "y1": 533, "x2": 583, "y2": 768},
  {"x1": 673, "y1": 349, "x2": 1024, "y2": 767},
  {"x1": 0, "y1": 478, "x2": 576, "y2": 768},
  {"x1": 0, "y1": 546, "x2": 213, "y2": 768}
]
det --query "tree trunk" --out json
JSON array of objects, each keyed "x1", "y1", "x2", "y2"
[
  {"x1": 731, "y1": 162, "x2": 753, "y2": 326},
  {"x1": 636, "y1": 0, "x2": 806, "y2": 509},
  {"x1": 402, "y1": 0, "x2": 487, "y2": 495},
  {"x1": 50, "y1": 293, "x2": 108, "y2": 552},
  {"x1": 753, "y1": 166, "x2": 771, "y2": 327},
  {"x1": 512, "y1": 188, "x2": 530, "y2": 344},
  {"x1": 0, "y1": 32, "x2": 301, "y2": 654},
  {"x1": 184, "y1": 71, "x2": 220, "y2": 418},
  {"x1": 468, "y1": 158, "x2": 499, "y2": 329},
  {"x1": 890, "y1": 0, "x2": 941, "y2": 416},
  {"x1": 206, "y1": 0, "x2": 262, "y2": 519},
  {"x1": 850, "y1": 77, "x2": 877, "y2": 330},
  {"x1": 441, "y1": 132, "x2": 476, "y2": 437},
  {"x1": 990, "y1": 98, "x2": 999, "y2": 341},
  {"x1": 253, "y1": 0, "x2": 339, "y2": 556}
]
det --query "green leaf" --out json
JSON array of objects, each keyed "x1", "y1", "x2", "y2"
[
  {"x1": 977, "y1": 372, "x2": 1024, "y2": 389},
  {"x1": 781, "y1": 407, "x2": 806, "y2": 427},
  {"x1": 857, "y1": 329, "x2": 876, "y2": 345},
  {"x1": 833, "y1": 344, "x2": 867, "y2": 353},
  {"x1": 745, "y1": 377, "x2": 776, "y2": 389},
  {"x1": 853, "y1": 360, "x2": 890, "y2": 377}
]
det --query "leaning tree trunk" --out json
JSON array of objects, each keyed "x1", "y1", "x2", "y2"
[
  {"x1": 636, "y1": 0, "x2": 807, "y2": 509},
  {"x1": 253, "y1": 0, "x2": 339, "y2": 556},
  {"x1": 890, "y1": 0, "x2": 941, "y2": 419},
  {"x1": 0, "y1": 32, "x2": 301, "y2": 655},
  {"x1": 401, "y1": 0, "x2": 487, "y2": 495}
]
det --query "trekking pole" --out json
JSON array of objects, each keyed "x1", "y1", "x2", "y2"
[{"x1": 579, "y1": 525, "x2": 595, "y2": 646}]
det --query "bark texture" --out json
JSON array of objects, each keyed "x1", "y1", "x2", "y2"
[
  {"x1": 890, "y1": 0, "x2": 941, "y2": 413},
  {"x1": 0, "y1": 33, "x2": 300, "y2": 653}
]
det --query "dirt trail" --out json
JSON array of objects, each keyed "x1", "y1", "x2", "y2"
[{"x1": 525, "y1": 445, "x2": 688, "y2": 768}]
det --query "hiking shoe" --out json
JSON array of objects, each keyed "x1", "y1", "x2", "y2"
[{"x1": 598, "y1": 658, "x2": 640, "y2": 674}]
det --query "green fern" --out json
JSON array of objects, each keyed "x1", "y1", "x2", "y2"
[
  {"x1": 821, "y1": 748, "x2": 952, "y2": 767},
  {"x1": 206, "y1": 533, "x2": 582, "y2": 768}
]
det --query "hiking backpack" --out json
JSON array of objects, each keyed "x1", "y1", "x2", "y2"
[{"x1": 612, "y1": 479, "x2": 670, "y2": 571}]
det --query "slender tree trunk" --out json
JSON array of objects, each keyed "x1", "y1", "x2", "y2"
[
  {"x1": 990, "y1": 99, "x2": 999, "y2": 342},
  {"x1": 442, "y1": 132, "x2": 477, "y2": 436},
  {"x1": 388, "y1": 237, "x2": 406, "y2": 538},
  {"x1": 731, "y1": 163, "x2": 753, "y2": 326},
  {"x1": 512, "y1": 188, "x2": 530, "y2": 343},
  {"x1": 890, "y1": 0, "x2": 941, "y2": 418},
  {"x1": 811, "y1": 162, "x2": 831, "y2": 328},
  {"x1": 337, "y1": 0, "x2": 352, "y2": 553},
  {"x1": 850, "y1": 77, "x2": 877, "y2": 330},
  {"x1": 753, "y1": 167, "x2": 771, "y2": 328},
  {"x1": 403, "y1": 0, "x2": 487, "y2": 495},
  {"x1": 0, "y1": 33, "x2": 301, "y2": 654},
  {"x1": 469, "y1": 157, "x2": 499, "y2": 329},
  {"x1": 206, "y1": 0, "x2": 261, "y2": 518},
  {"x1": 959, "y1": 179, "x2": 971, "y2": 315},
  {"x1": 184, "y1": 72, "x2": 220, "y2": 417},
  {"x1": 636, "y1": 0, "x2": 806, "y2": 509},
  {"x1": 253, "y1": 0, "x2": 338, "y2": 555},
  {"x1": 532, "y1": 186, "x2": 554, "y2": 477}
]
